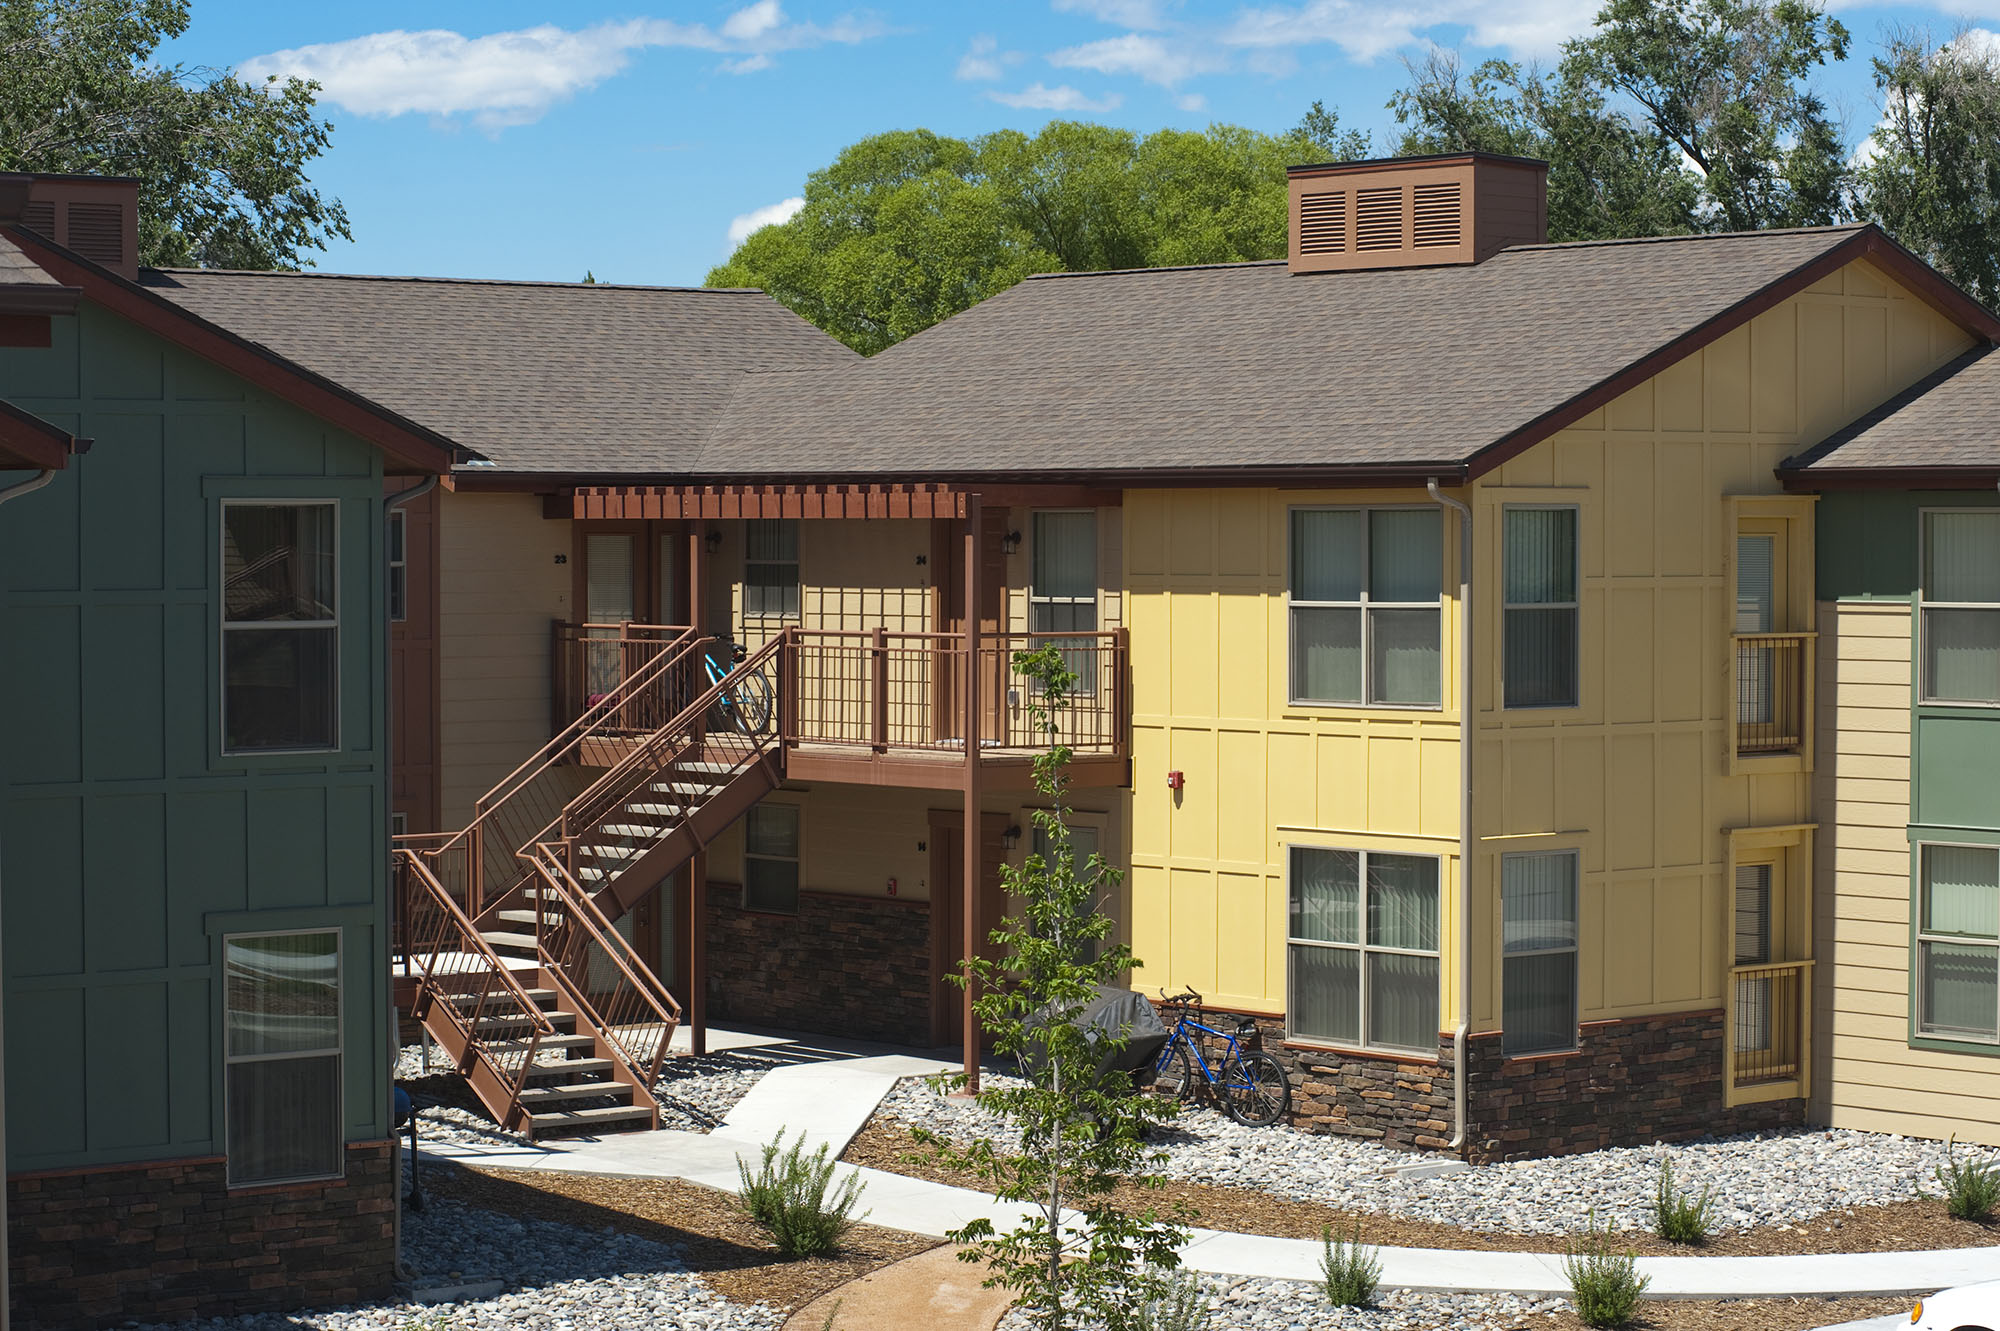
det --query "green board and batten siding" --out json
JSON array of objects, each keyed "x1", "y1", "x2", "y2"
[{"x1": 0, "y1": 303, "x2": 392, "y2": 1172}]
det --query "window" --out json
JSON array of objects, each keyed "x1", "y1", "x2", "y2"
[
  {"x1": 1503, "y1": 507, "x2": 1579, "y2": 708},
  {"x1": 743, "y1": 804, "x2": 800, "y2": 913},
  {"x1": 1502, "y1": 851, "x2": 1577, "y2": 1055},
  {"x1": 1032, "y1": 512, "x2": 1098, "y2": 690},
  {"x1": 388, "y1": 509, "x2": 407, "y2": 623},
  {"x1": 1921, "y1": 511, "x2": 2000, "y2": 704},
  {"x1": 1287, "y1": 847, "x2": 1440, "y2": 1051},
  {"x1": 1033, "y1": 821, "x2": 1105, "y2": 961},
  {"x1": 1917, "y1": 844, "x2": 1999, "y2": 1042},
  {"x1": 222, "y1": 502, "x2": 339, "y2": 753},
  {"x1": 1734, "y1": 862, "x2": 1773, "y2": 1052},
  {"x1": 1735, "y1": 534, "x2": 1774, "y2": 727},
  {"x1": 225, "y1": 930, "x2": 342, "y2": 1186},
  {"x1": 391, "y1": 811, "x2": 409, "y2": 839},
  {"x1": 744, "y1": 519, "x2": 800, "y2": 620},
  {"x1": 1289, "y1": 508, "x2": 1443, "y2": 707}
]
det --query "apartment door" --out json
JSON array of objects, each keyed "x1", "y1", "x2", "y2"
[
  {"x1": 932, "y1": 512, "x2": 1009, "y2": 744},
  {"x1": 387, "y1": 484, "x2": 440, "y2": 833},
  {"x1": 928, "y1": 810, "x2": 1010, "y2": 1047}
]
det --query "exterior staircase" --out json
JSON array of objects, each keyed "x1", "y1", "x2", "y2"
[{"x1": 394, "y1": 631, "x2": 786, "y2": 1138}]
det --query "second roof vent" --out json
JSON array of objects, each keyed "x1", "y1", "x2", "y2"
[{"x1": 1287, "y1": 153, "x2": 1547, "y2": 275}]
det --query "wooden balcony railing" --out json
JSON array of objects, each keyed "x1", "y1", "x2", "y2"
[
  {"x1": 1725, "y1": 958, "x2": 1813, "y2": 1105},
  {"x1": 1733, "y1": 632, "x2": 1813, "y2": 760}
]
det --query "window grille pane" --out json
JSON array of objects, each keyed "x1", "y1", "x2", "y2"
[
  {"x1": 1292, "y1": 606, "x2": 1361, "y2": 702},
  {"x1": 1370, "y1": 608, "x2": 1441, "y2": 705},
  {"x1": 744, "y1": 856, "x2": 800, "y2": 913},
  {"x1": 224, "y1": 626, "x2": 337, "y2": 751},
  {"x1": 1503, "y1": 853, "x2": 1577, "y2": 952},
  {"x1": 1734, "y1": 864, "x2": 1772, "y2": 966},
  {"x1": 1289, "y1": 848, "x2": 1359, "y2": 945},
  {"x1": 1367, "y1": 951, "x2": 1439, "y2": 1050},
  {"x1": 1924, "y1": 608, "x2": 2000, "y2": 703},
  {"x1": 1504, "y1": 606, "x2": 1578, "y2": 708},
  {"x1": 1921, "y1": 941, "x2": 1999, "y2": 1039},
  {"x1": 1924, "y1": 845, "x2": 2000, "y2": 939},
  {"x1": 584, "y1": 534, "x2": 635, "y2": 623},
  {"x1": 746, "y1": 805, "x2": 799, "y2": 859},
  {"x1": 1736, "y1": 535, "x2": 1774, "y2": 633},
  {"x1": 1033, "y1": 513, "x2": 1097, "y2": 600},
  {"x1": 746, "y1": 519, "x2": 798, "y2": 562},
  {"x1": 388, "y1": 511, "x2": 406, "y2": 564},
  {"x1": 1503, "y1": 852, "x2": 1576, "y2": 1055},
  {"x1": 1925, "y1": 511, "x2": 2000, "y2": 603},
  {"x1": 227, "y1": 934, "x2": 340, "y2": 1058},
  {"x1": 745, "y1": 562, "x2": 800, "y2": 618},
  {"x1": 224, "y1": 504, "x2": 336, "y2": 623},
  {"x1": 1034, "y1": 825, "x2": 1104, "y2": 960},
  {"x1": 1503, "y1": 508, "x2": 1576, "y2": 605},
  {"x1": 1368, "y1": 510, "x2": 1442, "y2": 602},
  {"x1": 1366, "y1": 853, "x2": 1438, "y2": 950},
  {"x1": 1289, "y1": 943, "x2": 1359, "y2": 1044},
  {"x1": 1031, "y1": 601, "x2": 1096, "y2": 634},
  {"x1": 228, "y1": 1054, "x2": 341, "y2": 1186},
  {"x1": 1291, "y1": 510, "x2": 1362, "y2": 603},
  {"x1": 1503, "y1": 952, "x2": 1576, "y2": 1055}
]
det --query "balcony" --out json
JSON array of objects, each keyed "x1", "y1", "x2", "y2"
[
  {"x1": 552, "y1": 622, "x2": 1130, "y2": 790},
  {"x1": 1724, "y1": 958, "x2": 1813, "y2": 1105},
  {"x1": 1731, "y1": 632, "x2": 1814, "y2": 766}
]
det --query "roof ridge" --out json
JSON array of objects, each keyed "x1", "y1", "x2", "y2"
[
  {"x1": 149, "y1": 267, "x2": 769, "y2": 296},
  {"x1": 1024, "y1": 259, "x2": 1286, "y2": 281},
  {"x1": 1504, "y1": 223, "x2": 1869, "y2": 254}
]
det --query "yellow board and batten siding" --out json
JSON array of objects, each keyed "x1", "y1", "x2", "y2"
[{"x1": 1125, "y1": 257, "x2": 1973, "y2": 1039}]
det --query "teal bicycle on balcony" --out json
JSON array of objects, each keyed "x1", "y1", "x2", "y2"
[
  {"x1": 1150, "y1": 987, "x2": 1291, "y2": 1127},
  {"x1": 703, "y1": 639, "x2": 775, "y2": 736}
]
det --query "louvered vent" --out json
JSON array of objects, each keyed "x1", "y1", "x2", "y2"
[
  {"x1": 1297, "y1": 191, "x2": 1347, "y2": 255},
  {"x1": 1412, "y1": 182, "x2": 1462, "y2": 248},
  {"x1": 1354, "y1": 187, "x2": 1403, "y2": 251},
  {"x1": 66, "y1": 203, "x2": 125, "y2": 266},
  {"x1": 20, "y1": 201, "x2": 54, "y2": 240}
]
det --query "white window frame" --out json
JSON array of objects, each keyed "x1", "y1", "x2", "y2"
[
  {"x1": 219, "y1": 498, "x2": 341, "y2": 756},
  {"x1": 1285, "y1": 844, "x2": 1442, "y2": 1054},
  {"x1": 1501, "y1": 848, "x2": 1580, "y2": 1056},
  {"x1": 222, "y1": 927, "x2": 344, "y2": 1188},
  {"x1": 743, "y1": 803, "x2": 801, "y2": 914},
  {"x1": 1030, "y1": 509, "x2": 1100, "y2": 696},
  {"x1": 1917, "y1": 507, "x2": 2000, "y2": 708},
  {"x1": 1501, "y1": 504, "x2": 1581, "y2": 711},
  {"x1": 1915, "y1": 840, "x2": 2000, "y2": 1044},
  {"x1": 1287, "y1": 505, "x2": 1445, "y2": 710},
  {"x1": 388, "y1": 508, "x2": 408, "y2": 624},
  {"x1": 743, "y1": 519, "x2": 801, "y2": 621}
]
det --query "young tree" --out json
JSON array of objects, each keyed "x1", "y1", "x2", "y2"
[
  {"x1": 921, "y1": 645, "x2": 1188, "y2": 1331},
  {"x1": 1857, "y1": 30, "x2": 2000, "y2": 307},
  {"x1": 0, "y1": 0, "x2": 350, "y2": 269},
  {"x1": 1291, "y1": 99, "x2": 1371, "y2": 162}
]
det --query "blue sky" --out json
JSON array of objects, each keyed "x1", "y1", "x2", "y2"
[{"x1": 161, "y1": 0, "x2": 2000, "y2": 287}]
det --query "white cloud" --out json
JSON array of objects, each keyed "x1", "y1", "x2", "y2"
[
  {"x1": 1048, "y1": 32, "x2": 1220, "y2": 86},
  {"x1": 986, "y1": 82, "x2": 1125, "y2": 112},
  {"x1": 241, "y1": 4, "x2": 886, "y2": 130},
  {"x1": 1052, "y1": 0, "x2": 1170, "y2": 29},
  {"x1": 1175, "y1": 91, "x2": 1207, "y2": 111},
  {"x1": 956, "y1": 34, "x2": 1022, "y2": 81},
  {"x1": 1852, "y1": 27, "x2": 2000, "y2": 169},
  {"x1": 727, "y1": 196, "x2": 806, "y2": 247},
  {"x1": 1219, "y1": 1, "x2": 1589, "y2": 63}
]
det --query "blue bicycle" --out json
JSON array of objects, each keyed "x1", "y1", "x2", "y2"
[
  {"x1": 703, "y1": 640, "x2": 773, "y2": 735},
  {"x1": 1151, "y1": 987, "x2": 1291, "y2": 1127}
]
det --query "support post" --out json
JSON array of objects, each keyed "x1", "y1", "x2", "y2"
[
  {"x1": 689, "y1": 851, "x2": 708, "y2": 1057},
  {"x1": 962, "y1": 494, "x2": 984, "y2": 1093},
  {"x1": 687, "y1": 525, "x2": 706, "y2": 636}
]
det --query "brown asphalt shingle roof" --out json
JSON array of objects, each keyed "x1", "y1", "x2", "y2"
[
  {"x1": 1785, "y1": 345, "x2": 2000, "y2": 477},
  {"x1": 696, "y1": 226, "x2": 1882, "y2": 481},
  {"x1": 0, "y1": 233, "x2": 62, "y2": 288},
  {"x1": 140, "y1": 269, "x2": 858, "y2": 474}
]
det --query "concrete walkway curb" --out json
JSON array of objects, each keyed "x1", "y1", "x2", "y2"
[{"x1": 423, "y1": 1043, "x2": 2000, "y2": 1301}]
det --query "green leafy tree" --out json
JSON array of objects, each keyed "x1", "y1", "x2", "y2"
[
  {"x1": 1857, "y1": 30, "x2": 2000, "y2": 307},
  {"x1": 0, "y1": 0, "x2": 350, "y2": 269},
  {"x1": 1291, "y1": 99, "x2": 1371, "y2": 162},
  {"x1": 919, "y1": 645, "x2": 1188, "y2": 1331}
]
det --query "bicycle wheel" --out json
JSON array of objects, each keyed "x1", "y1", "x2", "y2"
[
  {"x1": 732, "y1": 667, "x2": 773, "y2": 734},
  {"x1": 1221, "y1": 1050, "x2": 1290, "y2": 1127},
  {"x1": 1152, "y1": 1040, "x2": 1199, "y2": 1105}
]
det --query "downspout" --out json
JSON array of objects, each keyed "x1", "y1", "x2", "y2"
[
  {"x1": 1428, "y1": 478, "x2": 1473, "y2": 1154},
  {"x1": 0, "y1": 467, "x2": 56, "y2": 1331}
]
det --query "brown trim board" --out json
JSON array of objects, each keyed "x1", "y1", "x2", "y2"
[{"x1": 0, "y1": 394, "x2": 81, "y2": 470}]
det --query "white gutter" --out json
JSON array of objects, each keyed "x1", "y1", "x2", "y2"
[
  {"x1": 1428, "y1": 478, "x2": 1474, "y2": 1154},
  {"x1": 0, "y1": 468, "x2": 56, "y2": 508}
]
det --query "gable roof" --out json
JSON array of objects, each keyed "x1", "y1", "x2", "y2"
[
  {"x1": 0, "y1": 233, "x2": 77, "y2": 317},
  {"x1": 695, "y1": 224, "x2": 1999, "y2": 487},
  {"x1": 1781, "y1": 345, "x2": 2000, "y2": 487},
  {"x1": 0, "y1": 394, "x2": 82, "y2": 471},
  {"x1": 143, "y1": 269, "x2": 860, "y2": 477}
]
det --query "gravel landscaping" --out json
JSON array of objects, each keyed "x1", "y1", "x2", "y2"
[{"x1": 882, "y1": 1068, "x2": 2000, "y2": 1236}]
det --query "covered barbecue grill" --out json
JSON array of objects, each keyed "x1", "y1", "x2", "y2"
[{"x1": 1020, "y1": 985, "x2": 1169, "y2": 1087}]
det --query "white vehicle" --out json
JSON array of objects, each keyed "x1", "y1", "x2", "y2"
[{"x1": 1912, "y1": 1281, "x2": 2000, "y2": 1331}]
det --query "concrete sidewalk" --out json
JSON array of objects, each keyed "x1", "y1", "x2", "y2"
[{"x1": 423, "y1": 1038, "x2": 2000, "y2": 1301}]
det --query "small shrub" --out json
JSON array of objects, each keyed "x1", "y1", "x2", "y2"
[
  {"x1": 738, "y1": 1128, "x2": 869, "y2": 1258},
  {"x1": 1935, "y1": 1135, "x2": 2000, "y2": 1222},
  {"x1": 1124, "y1": 1265, "x2": 1214, "y2": 1331},
  {"x1": 1563, "y1": 1211, "x2": 1650, "y2": 1328},
  {"x1": 1320, "y1": 1222, "x2": 1382, "y2": 1309},
  {"x1": 1651, "y1": 1158, "x2": 1713, "y2": 1245}
]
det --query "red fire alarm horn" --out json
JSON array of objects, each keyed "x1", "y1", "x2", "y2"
[
  {"x1": 1166, "y1": 770, "x2": 1185, "y2": 791},
  {"x1": 886, "y1": 878, "x2": 898, "y2": 896}
]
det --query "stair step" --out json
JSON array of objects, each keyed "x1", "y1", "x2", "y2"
[
  {"x1": 649, "y1": 780, "x2": 719, "y2": 795},
  {"x1": 517, "y1": 1081, "x2": 633, "y2": 1106},
  {"x1": 471, "y1": 1009, "x2": 574, "y2": 1033},
  {"x1": 489, "y1": 1033, "x2": 598, "y2": 1055},
  {"x1": 493, "y1": 909, "x2": 541, "y2": 927},
  {"x1": 622, "y1": 803, "x2": 693, "y2": 819},
  {"x1": 443, "y1": 987, "x2": 558, "y2": 1009},
  {"x1": 523, "y1": 1057, "x2": 617, "y2": 1081},
  {"x1": 528, "y1": 1104, "x2": 655, "y2": 1132},
  {"x1": 596, "y1": 823, "x2": 672, "y2": 839},
  {"x1": 479, "y1": 930, "x2": 539, "y2": 952}
]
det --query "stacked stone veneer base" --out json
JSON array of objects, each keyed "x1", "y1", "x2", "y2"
[
  {"x1": 8, "y1": 1139, "x2": 397, "y2": 1330},
  {"x1": 1227, "y1": 1008, "x2": 1805, "y2": 1163},
  {"x1": 706, "y1": 889, "x2": 932, "y2": 1047}
]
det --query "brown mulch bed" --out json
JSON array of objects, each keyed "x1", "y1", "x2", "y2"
[
  {"x1": 428, "y1": 1161, "x2": 939, "y2": 1313},
  {"x1": 844, "y1": 1114, "x2": 2000, "y2": 1258}
]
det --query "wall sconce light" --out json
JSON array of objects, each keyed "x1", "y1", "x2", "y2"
[
  {"x1": 1002, "y1": 823, "x2": 1022, "y2": 852},
  {"x1": 704, "y1": 530, "x2": 723, "y2": 554},
  {"x1": 1003, "y1": 529, "x2": 1023, "y2": 556}
]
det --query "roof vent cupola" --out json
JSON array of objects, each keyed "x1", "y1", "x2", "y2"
[
  {"x1": 1286, "y1": 153, "x2": 1548, "y2": 275},
  {"x1": 2, "y1": 175, "x2": 140, "y2": 280}
]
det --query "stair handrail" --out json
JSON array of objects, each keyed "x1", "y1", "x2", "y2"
[
  {"x1": 397, "y1": 849, "x2": 555, "y2": 1128},
  {"x1": 522, "y1": 844, "x2": 682, "y2": 1087}
]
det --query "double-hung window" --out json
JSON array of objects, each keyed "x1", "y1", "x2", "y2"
[
  {"x1": 744, "y1": 519, "x2": 800, "y2": 620},
  {"x1": 225, "y1": 930, "x2": 343, "y2": 1186},
  {"x1": 1917, "y1": 843, "x2": 2000, "y2": 1042},
  {"x1": 1502, "y1": 851, "x2": 1578, "y2": 1055},
  {"x1": 1921, "y1": 511, "x2": 2000, "y2": 705},
  {"x1": 388, "y1": 509, "x2": 408, "y2": 623},
  {"x1": 1503, "y1": 507, "x2": 1579, "y2": 709},
  {"x1": 743, "y1": 804, "x2": 801, "y2": 914},
  {"x1": 1033, "y1": 821, "x2": 1105, "y2": 961},
  {"x1": 1032, "y1": 511, "x2": 1098, "y2": 691},
  {"x1": 1289, "y1": 508, "x2": 1443, "y2": 707},
  {"x1": 1288, "y1": 847, "x2": 1440, "y2": 1051},
  {"x1": 221, "y1": 501, "x2": 339, "y2": 753}
]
